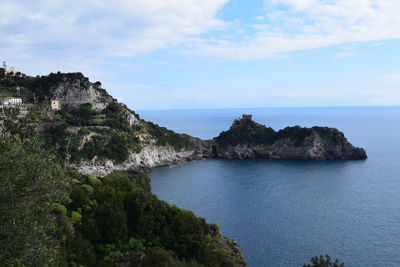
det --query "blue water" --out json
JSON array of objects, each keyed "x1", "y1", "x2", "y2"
[{"x1": 140, "y1": 107, "x2": 400, "y2": 267}]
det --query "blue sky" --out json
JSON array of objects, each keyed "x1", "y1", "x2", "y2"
[{"x1": 1, "y1": 0, "x2": 400, "y2": 110}]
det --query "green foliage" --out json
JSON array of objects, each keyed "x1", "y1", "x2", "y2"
[
  {"x1": 215, "y1": 117, "x2": 276, "y2": 147},
  {"x1": 65, "y1": 171, "x2": 246, "y2": 266},
  {"x1": 87, "y1": 175, "x2": 102, "y2": 185},
  {"x1": 303, "y1": 255, "x2": 345, "y2": 267},
  {"x1": 0, "y1": 71, "x2": 90, "y2": 103},
  {"x1": 42, "y1": 102, "x2": 142, "y2": 164},
  {"x1": 71, "y1": 211, "x2": 82, "y2": 223},
  {"x1": 215, "y1": 117, "x2": 348, "y2": 148},
  {"x1": 1, "y1": 108, "x2": 40, "y2": 139},
  {"x1": 101, "y1": 102, "x2": 130, "y2": 131},
  {"x1": 82, "y1": 184, "x2": 94, "y2": 194},
  {"x1": 146, "y1": 121, "x2": 194, "y2": 150},
  {"x1": 0, "y1": 136, "x2": 69, "y2": 266},
  {"x1": 57, "y1": 204, "x2": 68, "y2": 215},
  {"x1": 275, "y1": 126, "x2": 313, "y2": 147},
  {"x1": 66, "y1": 129, "x2": 139, "y2": 163}
]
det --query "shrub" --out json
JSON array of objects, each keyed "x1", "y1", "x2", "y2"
[
  {"x1": 71, "y1": 211, "x2": 82, "y2": 223},
  {"x1": 56, "y1": 204, "x2": 68, "y2": 215}
]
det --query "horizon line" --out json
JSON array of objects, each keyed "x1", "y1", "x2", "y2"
[{"x1": 135, "y1": 104, "x2": 400, "y2": 112}]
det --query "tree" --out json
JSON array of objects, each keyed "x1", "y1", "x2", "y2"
[
  {"x1": 0, "y1": 136, "x2": 69, "y2": 265},
  {"x1": 303, "y1": 255, "x2": 345, "y2": 267}
]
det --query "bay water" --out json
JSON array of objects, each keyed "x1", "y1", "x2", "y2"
[{"x1": 140, "y1": 107, "x2": 400, "y2": 266}]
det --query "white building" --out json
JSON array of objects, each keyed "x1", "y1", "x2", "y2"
[
  {"x1": 2, "y1": 98, "x2": 22, "y2": 106},
  {"x1": 50, "y1": 100, "x2": 60, "y2": 110},
  {"x1": 2, "y1": 60, "x2": 16, "y2": 74}
]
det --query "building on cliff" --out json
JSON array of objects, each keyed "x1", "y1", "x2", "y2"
[
  {"x1": 1, "y1": 98, "x2": 22, "y2": 106},
  {"x1": 242, "y1": 114, "x2": 253, "y2": 120},
  {"x1": 2, "y1": 61, "x2": 15, "y2": 74},
  {"x1": 50, "y1": 100, "x2": 60, "y2": 111}
]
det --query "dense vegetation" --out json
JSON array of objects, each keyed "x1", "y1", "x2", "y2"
[
  {"x1": 66, "y1": 171, "x2": 245, "y2": 266},
  {"x1": 215, "y1": 116, "x2": 276, "y2": 147},
  {"x1": 215, "y1": 116, "x2": 348, "y2": 148},
  {"x1": 145, "y1": 121, "x2": 195, "y2": 150},
  {"x1": 0, "y1": 136, "x2": 69, "y2": 265},
  {"x1": 0, "y1": 135, "x2": 246, "y2": 266},
  {"x1": 43, "y1": 103, "x2": 142, "y2": 163}
]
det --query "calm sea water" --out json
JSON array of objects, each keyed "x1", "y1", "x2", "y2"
[{"x1": 139, "y1": 107, "x2": 400, "y2": 267}]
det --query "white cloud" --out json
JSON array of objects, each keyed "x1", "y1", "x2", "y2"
[
  {"x1": 378, "y1": 73, "x2": 400, "y2": 84},
  {"x1": 269, "y1": 0, "x2": 315, "y2": 11},
  {"x1": 367, "y1": 42, "x2": 384, "y2": 47},
  {"x1": 334, "y1": 45, "x2": 355, "y2": 58},
  {"x1": 2, "y1": 0, "x2": 400, "y2": 69},
  {"x1": 334, "y1": 52, "x2": 354, "y2": 58},
  {"x1": 190, "y1": 0, "x2": 400, "y2": 59},
  {"x1": 0, "y1": 0, "x2": 228, "y2": 74}
]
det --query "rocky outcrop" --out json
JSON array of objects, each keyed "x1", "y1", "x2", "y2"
[
  {"x1": 50, "y1": 74, "x2": 114, "y2": 111},
  {"x1": 217, "y1": 236, "x2": 248, "y2": 267},
  {"x1": 211, "y1": 137, "x2": 366, "y2": 160},
  {"x1": 76, "y1": 143, "x2": 212, "y2": 176},
  {"x1": 211, "y1": 114, "x2": 367, "y2": 160}
]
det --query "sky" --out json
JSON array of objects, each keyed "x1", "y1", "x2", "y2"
[{"x1": 1, "y1": 0, "x2": 400, "y2": 110}]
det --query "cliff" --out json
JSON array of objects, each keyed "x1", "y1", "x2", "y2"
[{"x1": 211, "y1": 114, "x2": 367, "y2": 160}]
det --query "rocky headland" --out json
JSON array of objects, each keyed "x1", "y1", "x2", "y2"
[
  {"x1": 76, "y1": 114, "x2": 367, "y2": 176},
  {"x1": 0, "y1": 71, "x2": 367, "y2": 175},
  {"x1": 211, "y1": 114, "x2": 367, "y2": 160}
]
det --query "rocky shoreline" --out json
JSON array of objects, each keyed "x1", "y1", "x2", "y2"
[{"x1": 77, "y1": 115, "x2": 367, "y2": 176}]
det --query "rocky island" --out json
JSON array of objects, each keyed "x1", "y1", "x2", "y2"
[{"x1": 211, "y1": 114, "x2": 367, "y2": 160}]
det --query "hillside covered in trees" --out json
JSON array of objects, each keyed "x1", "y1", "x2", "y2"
[{"x1": 0, "y1": 134, "x2": 246, "y2": 266}]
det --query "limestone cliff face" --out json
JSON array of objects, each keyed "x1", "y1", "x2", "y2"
[
  {"x1": 211, "y1": 133, "x2": 367, "y2": 160},
  {"x1": 76, "y1": 143, "x2": 212, "y2": 176},
  {"x1": 50, "y1": 75, "x2": 113, "y2": 111}
]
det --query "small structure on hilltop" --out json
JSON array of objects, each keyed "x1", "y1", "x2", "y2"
[
  {"x1": 50, "y1": 99, "x2": 60, "y2": 111},
  {"x1": 1, "y1": 97, "x2": 22, "y2": 106},
  {"x1": 242, "y1": 114, "x2": 253, "y2": 120},
  {"x1": 2, "y1": 60, "x2": 16, "y2": 74}
]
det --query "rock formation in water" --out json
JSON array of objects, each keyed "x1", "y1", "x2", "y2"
[{"x1": 211, "y1": 114, "x2": 367, "y2": 160}]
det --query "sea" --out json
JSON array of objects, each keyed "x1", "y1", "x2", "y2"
[{"x1": 138, "y1": 107, "x2": 400, "y2": 267}]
